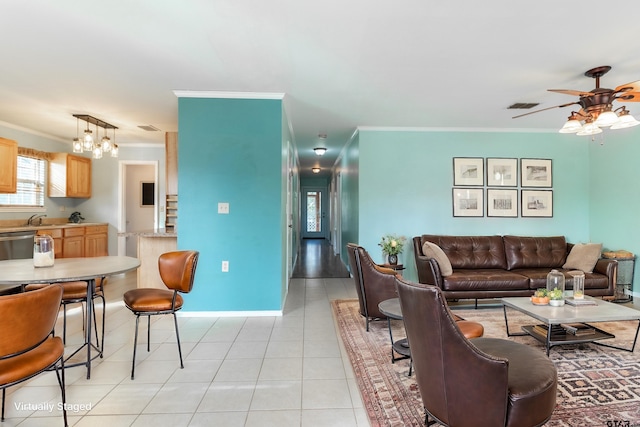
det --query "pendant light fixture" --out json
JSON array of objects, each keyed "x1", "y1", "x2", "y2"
[{"x1": 72, "y1": 114, "x2": 119, "y2": 158}]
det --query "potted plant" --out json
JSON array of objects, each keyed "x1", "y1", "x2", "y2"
[
  {"x1": 378, "y1": 234, "x2": 406, "y2": 265},
  {"x1": 548, "y1": 287, "x2": 565, "y2": 306},
  {"x1": 531, "y1": 288, "x2": 550, "y2": 305}
]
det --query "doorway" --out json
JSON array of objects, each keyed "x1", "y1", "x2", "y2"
[
  {"x1": 301, "y1": 186, "x2": 328, "y2": 239},
  {"x1": 117, "y1": 161, "x2": 158, "y2": 256}
]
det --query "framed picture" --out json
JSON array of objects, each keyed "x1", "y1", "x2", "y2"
[
  {"x1": 452, "y1": 188, "x2": 484, "y2": 217},
  {"x1": 486, "y1": 158, "x2": 517, "y2": 187},
  {"x1": 521, "y1": 190, "x2": 553, "y2": 217},
  {"x1": 453, "y1": 157, "x2": 484, "y2": 186},
  {"x1": 487, "y1": 189, "x2": 518, "y2": 217},
  {"x1": 521, "y1": 158, "x2": 552, "y2": 187},
  {"x1": 141, "y1": 182, "x2": 155, "y2": 207}
]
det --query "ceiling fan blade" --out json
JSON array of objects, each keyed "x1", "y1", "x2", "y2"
[
  {"x1": 616, "y1": 91, "x2": 640, "y2": 102},
  {"x1": 512, "y1": 101, "x2": 579, "y2": 119},
  {"x1": 615, "y1": 80, "x2": 640, "y2": 93},
  {"x1": 548, "y1": 89, "x2": 593, "y2": 97}
]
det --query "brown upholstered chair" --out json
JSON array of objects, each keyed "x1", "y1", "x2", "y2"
[
  {"x1": 0, "y1": 284, "x2": 68, "y2": 426},
  {"x1": 396, "y1": 276, "x2": 557, "y2": 427},
  {"x1": 25, "y1": 277, "x2": 106, "y2": 350},
  {"x1": 346, "y1": 243, "x2": 399, "y2": 331},
  {"x1": 123, "y1": 250, "x2": 199, "y2": 379}
]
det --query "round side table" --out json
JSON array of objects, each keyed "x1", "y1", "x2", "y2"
[{"x1": 378, "y1": 297, "x2": 412, "y2": 376}]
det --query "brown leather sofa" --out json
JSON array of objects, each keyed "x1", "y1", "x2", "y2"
[{"x1": 413, "y1": 235, "x2": 616, "y2": 301}]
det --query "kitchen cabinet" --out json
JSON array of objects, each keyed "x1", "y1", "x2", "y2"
[
  {"x1": 62, "y1": 227, "x2": 85, "y2": 258},
  {"x1": 84, "y1": 225, "x2": 108, "y2": 257},
  {"x1": 0, "y1": 137, "x2": 18, "y2": 193},
  {"x1": 48, "y1": 153, "x2": 92, "y2": 198}
]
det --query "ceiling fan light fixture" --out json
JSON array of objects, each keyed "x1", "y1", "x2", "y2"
[
  {"x1": 611, "y1": 108, "x2": 640, "y2": 129},
  {"x1": 559, "y1": 119, "x2": 582, "y2": 133},
  {"x1": 577, "y1": 121, "x2": 603, "y2": 136},
  {"x1": 594, "y1": 110, "x2": 619, "y2": 127}
]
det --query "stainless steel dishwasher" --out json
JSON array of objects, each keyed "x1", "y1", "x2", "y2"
[{"x1": 0, "y1": 230, "x2": 36, "y2": 261}]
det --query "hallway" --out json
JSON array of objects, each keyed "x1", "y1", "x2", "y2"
[{"x1": 292, "y1": 239, "x2": 350, "y2": 279}]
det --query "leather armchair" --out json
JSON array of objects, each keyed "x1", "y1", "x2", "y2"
[
  {"x1": 346, "y1": 243, "x2": 398, "y2": 331},
  {"x1": 396, "y1": 276, "x2": 557, "y2": 427}
]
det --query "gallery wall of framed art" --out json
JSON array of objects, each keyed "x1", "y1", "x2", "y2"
[{"x1": 452, "y1": 157, "x2": 553, "y2": 218}]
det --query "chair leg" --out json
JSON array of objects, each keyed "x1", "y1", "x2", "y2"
[
  {"x1": 147, "y1": 316, "x2": 151, "y2": 352},
  {"x1": 62, "y1": 304, "x2": 67, "y2": 345},
  {"x1": 55, "y1": 357, "x2": 68, "y2": 427},
  {"x1": 131, "y1": 315, "x2": 141, "y2": 380},
  {"x1": 91, "y1": 294, "x2": 106, "y2": 355},
  {"x1": 1, "y1": 387, "x2": 5, "y2": 421},
  {"x1": 172, "y1": 312, "x2": 184, "y2": 369}
]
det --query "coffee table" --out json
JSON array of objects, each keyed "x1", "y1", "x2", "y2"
[{"x1": 501, "y1": 296, "x2": 640, "y2": 356}]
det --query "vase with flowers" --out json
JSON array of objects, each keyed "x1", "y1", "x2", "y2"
[{"x1": 378, "y1": 234, "x2": 406, "y2": 265}]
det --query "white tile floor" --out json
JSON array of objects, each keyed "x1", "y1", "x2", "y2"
[{"x1": 3, "y1": 273, "x2": 370, "y2": 427}]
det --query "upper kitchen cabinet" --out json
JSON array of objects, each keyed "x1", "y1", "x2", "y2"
[
  {"x1": 48, "y1": 153, "x2": 92, "y2": 198},
  {"x1": 0, "y1": 137, "x2": 18, "y2": 193}
]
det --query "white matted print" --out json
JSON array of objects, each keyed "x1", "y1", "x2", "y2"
[
  {"x1": 521, "y1": 158, "x2": 552, "y2": 187},
  {"x1": 453, "y1": 157, "x2": 484, "y2": 186},
  {"x1": 521, "y1": 190, "x2": 553, "y2": 217},
  {"x1": 452, "y1": 188, "x2": 484, "y2": 217},
  {"x1": 487, "y1": 189, "x2": 517, "y2": 217},
  {"x1": 486, "y1": 158, "x2": 517, "y2": 187}
]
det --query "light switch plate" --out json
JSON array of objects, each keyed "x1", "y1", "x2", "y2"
[{"x1": 218, "y1": 202, "x2": 229, "y2": 214}]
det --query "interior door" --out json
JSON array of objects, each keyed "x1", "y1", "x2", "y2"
[{"x1": 302, "y1": 186, "x2": 328, "y2": 239}]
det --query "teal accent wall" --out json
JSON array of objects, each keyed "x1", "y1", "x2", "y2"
[
  {"x1": 346, "y1": 129, "x2": 594, "y2": 282},
  {"x1": 177, "y1": 97, "x2": 286, "y2": 311},
  {"x1": 338, "y1": 132, "x2": 359, "y2": 267}
]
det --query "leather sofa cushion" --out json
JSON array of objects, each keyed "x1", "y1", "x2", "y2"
[
  {"x1": 512, "y1": 268, "x2": 610, "y2": 290},
  {"x1": 422, "y1": 235, "x2": 507, "y2": 270},
  {"x1": 503, "y1": 235, "x2": 567, "y2": 270},
  {"x1": 442, "y1": 269, "x2": 529, "y2": 291}
]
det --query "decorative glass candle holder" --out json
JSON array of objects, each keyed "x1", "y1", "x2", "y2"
[
  {"x1": 546, "y1": 269, "x2": 565, "y2": 306},
  {"x1": 33, "y1": 234, "x2": 54, "y2": 267},
  {"x1": 570, "y1": 271, "x2": 585, "y2": 299}
]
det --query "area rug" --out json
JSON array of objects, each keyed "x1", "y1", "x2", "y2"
[{"x1": 332, "y1": 299, "x2": 640, "y2": 427}]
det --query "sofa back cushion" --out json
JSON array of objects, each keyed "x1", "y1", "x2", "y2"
[
  {"x1": 420, "y1": 235, "x2": 507, "y2": 269},
  {"x1": 503, "y1": 235, "x2": 567, "y2": 270}
]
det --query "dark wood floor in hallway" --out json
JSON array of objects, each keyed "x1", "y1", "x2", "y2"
[{"x1": 292, "y1": 238, "x2": 351, "y2": 278}]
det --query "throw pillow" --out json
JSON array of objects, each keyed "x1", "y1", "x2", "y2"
[
  {"x1": 562, "y1": 243, "x2": 602, "y2": 273},
  {"x1": 422, "y1": 241, "x2": 453, "y2": 276}
]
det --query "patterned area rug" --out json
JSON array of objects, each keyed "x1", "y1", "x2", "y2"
[{"x1": 332, "y1": 299, "x2": 640, "y2": 427}]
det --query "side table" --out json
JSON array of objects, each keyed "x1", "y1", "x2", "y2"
[{"x1": 378, "y1": 297, "x2": 412, "y2": 376}]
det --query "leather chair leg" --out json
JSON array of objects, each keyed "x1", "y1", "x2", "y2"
[
  {"x1": 131, "y1": 315, "x2": 141, "y2": 380},
  {"x1": 172, "y1": 313, "x2": 184, "y2": 369}
]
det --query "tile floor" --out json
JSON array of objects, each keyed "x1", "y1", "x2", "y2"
[{"x1": 3, "y1": 272, "x2": 371, "y2": 427}]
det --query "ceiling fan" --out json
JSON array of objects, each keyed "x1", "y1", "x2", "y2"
[{"x1": 513, "y1": 66, "x2": 640, "y2": 135}]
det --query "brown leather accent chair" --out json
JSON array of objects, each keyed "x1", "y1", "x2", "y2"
[
  {"x1": 346, "y1": 243, "x2": 399, "y2": 331},
  {"x1": 396, "y1": 276, "x2": 557, "y2": 427},
  {"x1": 123, "y1": 250, "x2": 199, "y2": 379},
  {"x1": 25, "y1": 277, "x2": 107, "y2": 350},
  {"x1": 0, "y1": 284, "x2": 68, "y2": 426}
]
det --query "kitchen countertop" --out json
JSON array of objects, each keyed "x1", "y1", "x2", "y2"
[
  {"x1": 118, "y1": 229, "x2": 177, "y2": 238},
  {"x1": 0, "y1": 222, "x2": 108, "y2": 233}
]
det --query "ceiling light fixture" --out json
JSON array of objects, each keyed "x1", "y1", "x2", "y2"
[
  {"x1": 314, "y1": 147, "x2": 327, "y2": 156},
  {"x1": 312, "y1": 167, "x2": 321, "y2": 174},
  {"x1": 513, "y1": 66, "x2": 640, "y2": 137},
  {"x1": 72, "y1": 114, "x2": 119, "y2": 159}
]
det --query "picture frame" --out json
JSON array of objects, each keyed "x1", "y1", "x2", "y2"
[
  {"x1": 452, "y1": 188, "x2": 484, "y2": 217},
  {"x1": 486, "y1": 158, "x2": 517, "y2": 187},
  {"x1": 141, "y1": 182, "x2": 155, "y2": 207},
  {"x1": 521, "y1": 190, "x2": 553, "y2": 217},
  {"x1": 521, "y1": 158, "x2": 552, "y2": 187},
  {"x1": 487, "y1": 189, "x2": 518, "y2": 217},
  {"x1": 453, "y1": 157, "x2": 484, "y2": 186}
]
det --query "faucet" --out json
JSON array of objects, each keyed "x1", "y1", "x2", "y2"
[{"x1": 27, "y1": 214, "x2": 47, "y2": 226}]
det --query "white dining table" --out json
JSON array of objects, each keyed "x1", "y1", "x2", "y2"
[{"x1": 0, "y1": 256, "x2": 140, "y2": 378}]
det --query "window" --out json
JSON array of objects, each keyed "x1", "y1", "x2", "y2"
[{"x1": 0, "y1": 156, "x2": 45, "y2": 207}]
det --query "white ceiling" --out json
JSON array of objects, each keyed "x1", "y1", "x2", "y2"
[{"x1": 2, "y1": 1, "x2": 640, "y2": 177}]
